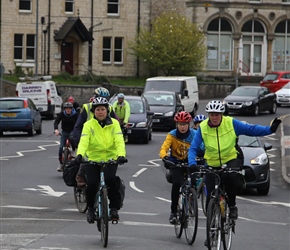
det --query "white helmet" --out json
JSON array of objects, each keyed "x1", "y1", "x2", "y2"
[{"x1": 205, "y1": 100, "x2": 225, "y2": 113}]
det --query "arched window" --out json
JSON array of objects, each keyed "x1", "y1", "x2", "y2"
[
  {"x1": 206, "y1": 18, "x2": 233, "y2": 70},
  {"x1": 273, "y1": 20, "x2": 290, "y2": 71}
]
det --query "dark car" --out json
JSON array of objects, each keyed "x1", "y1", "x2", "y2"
[
  {"x1": 238, "y1": 134, "x2": 272, "y2": 195},
  {"x1": 0, "y1": 97, "x2": 42, "y2": 136},
  {"x1": 260, "y1": 71, "x2": 290, "y2": 93},
  {"x1": 223, "y1": 86, "x2": 277, "y2": 116},
  {"x1": 142, "y1": 90, "x2": 184, "y2": 130},
  {"x1": 110, "y1": 95, "x2": 153, "y2": 144}
]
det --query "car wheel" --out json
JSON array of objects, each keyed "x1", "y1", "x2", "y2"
[
  {"x1": 269, "y1": 102, "x2": 277, "y2": 114},
  {"x1": 257, "y1": 180, "x2": 270, "y2": 195},
  {"x1": 0, "y1": 131, "x2": 3, "y2": 137},
  {"x1": 28, "y1": 123, "x2": 35, "y2": 136},
  {"x1": 253, "y1": 105, "x2": 260, "y2": 116},
  {"x1": 36, "y1": 121, "x2": 42, "y2": 135},
  {"x1": 149, "y1": 131, "x2": 152, "y2": 141},
  {"x1": 143, "y1": 132, "x2": 149, "y2": 144},
  {"x1": 277, "y1": 103, "x2": 281, "y2": 107}
]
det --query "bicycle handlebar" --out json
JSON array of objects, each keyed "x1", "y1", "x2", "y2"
[
  {"x1": 82, "y1": 159, "x2": 128, "y2": 166},
  {"x1": 162, "y1": 158, "x2": 189, "y2": 169}
]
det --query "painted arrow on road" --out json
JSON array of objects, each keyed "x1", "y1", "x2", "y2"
[{"x1": 23, "y1": 185, "x2": 66, "y2": 197}]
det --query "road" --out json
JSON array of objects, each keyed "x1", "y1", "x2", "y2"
[{"x1": 1, "y1": 101, "x2": 289, "y2": 250}]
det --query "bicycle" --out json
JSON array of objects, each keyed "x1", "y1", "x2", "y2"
[
  {"x1": 73, "y1": 186, "x2": 87, "y2": 213},
  {"x1": 82, "y1": 159, "x2": 127, "y2": 248},
  {"x1": 199, "y1": 164, "x2": 241, "y2": 250},
  {"x1": 163, "y1": 158, "x2": 198, "y2": 245},
  {"x1": 195, "y1": 157, "x2": 207, "y2": 217}
]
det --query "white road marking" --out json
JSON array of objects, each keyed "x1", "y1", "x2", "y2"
[
  {"x1": 23, "y1": 185, "x2": 66, "y2": 197},
  {"x1": 263, "y1": 135, "x2": 278, "y2": 140},
  {"x1": 138, "y1": 159, "x2": 161, "y2": 167},
  {"x1": 129, "y1": 181, "x2": 144, "y2": 193},
  {"x1": 237, "y1": 196, "x2": 290, "y2": 208},
  {"x1": 155, "y1": 197, "x2": 170, "y2": 203},
  {"x1": 132, "y1": 168, "x2": 147, "y2": 177},
  {"x1": 1, "y1": 205, "x2": 49, "y2": 210}
]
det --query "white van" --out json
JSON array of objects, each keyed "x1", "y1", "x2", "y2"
[
  {"x1": 144, "y1": 76, "x2": 199, "y2": 116},
  {"x1": 16, "y1": 76, "x2": 63, "y2": 119}
]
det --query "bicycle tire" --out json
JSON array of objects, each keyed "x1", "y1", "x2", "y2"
[
  {"x1": 221, "y1": 206, "x2": 234, "y2": 250},
  {"x1": 63, "y1": 148, "x2": 70, "y2": 167},
  {"x1": 206, "y1": 199, "x2": 222, "y2": 250},
  {"x1": 100, "y1": 187, "x2": 109, "y2": 248},
  {"x1": 174, "y1": 193, "x2": 184, "y2": 238},
  {"x1": 184, "y1": 188, "x2": 198, "y2": 245},
  {"x1": 73, "y1": 187, "x2": 88, "y2": 213},
  {"x1": 201, "y1": 183, "x2": 207, "y2": 217}
]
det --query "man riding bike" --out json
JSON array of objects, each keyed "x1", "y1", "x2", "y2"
[
  {"x1": 54, "y1": 102, "x2": 79, "y2": 172},
  {"x1": 112, "y1": 93, "x2": 131, "y2": 142},
  {"x1": 74, "y1": 97, "x2": 127, "y2": 223},
  {"x1": 159, "y1": 111, "x2": 204, "y2": 224},
  {"x1": 188, "y1": 100, "x2": 282, "y2": 221}
]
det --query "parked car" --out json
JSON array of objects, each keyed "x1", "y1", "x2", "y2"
[
  {"x1": 110, "y1": 95, "x2": 154, "y2": 144},
  {"x1": 238, "y1": 134, "x2": 272, "y2": 195},
  {"x1": 0, "y1": 97, "x2": 42, "y2": 136},
  {"x1": 275, "y1": 81, "x2": 290, "y2": 107},
  {"x1": 142, "y1": 91, "x2": 184, "y2": 130},
  {"x1": 223, "y1": 86, "x2": 277, "y2": 116},
  {"x1": 260, "y1": 71, "x2": 290, "y2": 93}
]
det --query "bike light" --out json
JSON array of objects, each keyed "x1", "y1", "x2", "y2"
[
  {"x1": 164, "y1": 111, "x2": 174, "y2": 117},
  {"x1": 250, "y1": 152, "x2": 268, "y2": 165}
]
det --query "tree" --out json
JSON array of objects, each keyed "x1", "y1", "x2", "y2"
[{"x1": 129, "y1": 11, "x2": 207, "y2": 76}]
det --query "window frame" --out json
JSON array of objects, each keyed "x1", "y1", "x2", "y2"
[
  {"x1": 102, "y1": 37, "x2": 112, "y2": 64},
  {"x1": 19, "y1": 0, "x2": 32, "y2": 13},
  {"x1": 26, "y1": 34, "x2": 36, "y2": 62},
  {"x1": 107, "y1": 0, "x2": 119, "y2": 16},
  {"x1": 65, "y1": 0, "x2": 74, "y2": 14},
  {"x1": 114, "y1": 37, "x2": 123, "y2": 65},
  {"x1": 14, "y1": 34, "x2": 24, "y2": 61}
]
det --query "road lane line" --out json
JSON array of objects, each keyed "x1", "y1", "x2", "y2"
[
  {"x1": 1, "y1": 205, "x2": 49, "y2": 210},
  {"x1": 129, "y1": 181, "x2": 144, "y2": 193},
  {"x1": 132, "y1": 168, "x2": 147, "y2": 177}
]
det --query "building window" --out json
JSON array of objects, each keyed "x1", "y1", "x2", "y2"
[
  {"x1": 19, "y1": 0, "x2": 32, "y2": 12},
  {"x1": 102, "y1": 36, "x2": 124, "y2": 64},
  {"x1": 26, "y1": 34, "x2": 35, "y2": 61},
  {"x1": 273, "y1": 20, "x2": 290, "y2": 70},
  {"x1": 206, "y1": 18, "x2": 233, "y2": 70},
  {"x1": 103, "y1": 37, "x2": 112, "y2": 63},
  {"x1": 114, "y1": 37, "x2": 123, "y2": 64},
  {"x1": 249, "y1": 0, "x2": 261, "y2": 2},
  {"x1": 108, "y1": 0, "x2": 119, "y2": 15},
  {"x1": 65, "y1": 0, "x2": 74, "y2": 13},
  {"x1": 14, "y1": 34, "x2": 24, "y2": 60},
  {"x1": 282, "y1": 0, "x2": 290, "y2": 3}
]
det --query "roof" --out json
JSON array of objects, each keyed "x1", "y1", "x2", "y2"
[{"x1": 54, "y1": 17, "x2": 93, "y2": 42}]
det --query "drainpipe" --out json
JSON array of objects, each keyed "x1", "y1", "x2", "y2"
[
  {"x1": 136, "y1": 0, "x2": 140, "y2": 78},
  {"x1": 47, "y1": 0, "x2": 51, "y2": 74}
]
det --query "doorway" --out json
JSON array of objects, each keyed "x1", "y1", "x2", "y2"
[{"x1": 62, "y1": 42, "x2": 74, "y2": 75}]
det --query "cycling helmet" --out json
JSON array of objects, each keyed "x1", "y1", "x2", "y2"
[
  {"x1": 117, "y1": 93, "x2": 125, "y2": 99},
  {"x1": 194, "y1": 114, "x2": 207, "y2": 123},
  {"x1": 94, "y1": 87, "x2": 110, "y2": 98},
  {"x1": 205, "y1": 100, "x2": 225, "y2": 113},
  {"x1": 68, "y1": 96, "x2": 74, "y2": 103},
  {"x1": 63, "y1": 102, "x2": 73, "y2": 108},
  {"x1": 174, "y1": 111, "x2": 192, "y2": 123},
  {"x1": 90, "y1": 97, "x2": 109, "y2": 112}
]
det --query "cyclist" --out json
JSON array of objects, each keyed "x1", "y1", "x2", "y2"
[
  {"x1": 159, "y1": 111, "x2": 204, "y2": 224},
  {"x1": 68, "y1": 96, "x2": 81, "y2": 113},
  {"x1": 188, "y1": 100, "x2": 282, "y2": 220},
  {"x1": 54, "y1": 102, "x2": 79, "y2": 172},
  {"x1": 112, "y1": 93, "x2": 131, "y2": 142},
  {"x1": 72, "y1": 87, "x2": 117, "y2": 146},
  {"x1": 74, "y1": 97, "x2": 127, "y2": 223},
  {"x1": 193, "y1": 114, "x2": 207, "y2": 130}
]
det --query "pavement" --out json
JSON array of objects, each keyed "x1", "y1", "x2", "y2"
[{"x1": 280, "y1": 114, "x2": 290, "y2": 185}]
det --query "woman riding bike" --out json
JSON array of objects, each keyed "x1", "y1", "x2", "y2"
[
  {"x1": 159, "y1": 111, "x2": 204, "y2": 224},
  {"x1": 74, "y1": 97, "x2": 127, "y2": 223}
]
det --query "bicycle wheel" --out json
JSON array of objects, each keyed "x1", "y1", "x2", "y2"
[
  {"x1": 174, "y1": 193, "x2": 184, "y2": 238},
  {"x1": 221, "y1": 206, "x2": 234, "y2": 250},
  {"x1": 184, "y1": 188, "x2": 198, "y2": 245},
  {"x1": 100, "y1": 187, "x2": 109, "y2": 248},
  {"x1": 63, "y1": 148, "x2": 70, "y2": 167},
  {"x1": 73, "y1": 187, "x2": 88, "y2": 213},
  {"x1": 206, "y1": 199, "x2": 222, "y2": 250}
]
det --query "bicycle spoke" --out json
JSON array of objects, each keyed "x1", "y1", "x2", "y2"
[
  {"x1": 174, "y1": 193, "x2": 183, "y2": 238},
  {"x1": 222, "y1": 206, "x2": 234, "y2": 250},
  {"x1": 73, "y1": 187, "x2": 88, "y2": 213},
  {"x1": 185, "y1": 188, "x2": 198, "y2": 245},
  {"x1": 100, "y1": 187, "x2": 109, "y2": 248}
]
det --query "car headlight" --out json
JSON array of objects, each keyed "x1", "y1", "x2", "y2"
[
  {"x1": 164, "y1": 111, "x2": 174, "y2": 117},
  {"x1": 244, "y1": 101, "x2": 252, "y2": 106},
  {"x1": 250, "y1": 152, "x2": 268, "y2": 165},
  {"x1": 223, "y1": 100, "x2": 227, "y2": 105},
  {"x1": 136, "y1": 122, "x2": 146, "y2": 128}
]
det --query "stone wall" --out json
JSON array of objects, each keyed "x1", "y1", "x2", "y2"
[{"x1": 1, "y1": 79, "x2": 237, "y2": 105}]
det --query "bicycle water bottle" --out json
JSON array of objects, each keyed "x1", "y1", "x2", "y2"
[{"x1": 220, "y1": 196, "x2": 226, "y2": 218}]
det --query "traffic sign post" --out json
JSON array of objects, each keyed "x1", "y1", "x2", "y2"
[{"x1": 0, "y1": 62, "x2": 5, "y2": 97}]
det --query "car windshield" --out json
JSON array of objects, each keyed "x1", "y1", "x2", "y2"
[
  {"x1": 0, "y1": 100, "x2": 23, "y2": 110},
  {"x1": 231, "y1": 87, "x2": 259, "y2": 97},
  {"x1": 238, "y1": 135, "x2": 260, "y2": 147},
  {"x1": 282, "y1": 82, "x2": 290, "y2": 89},
  {"x1": 143, "y1": 93, "x2": 174, "y2": 106},
  {"x1": 145, "y1": 81, "x2": 181, "y2": 93},
  {"x1": 128, "y1": 100, "x2": 144, "y2": 114},
  {"x1": 262, "y1": 74, "x2": 278, "y2": 81}
]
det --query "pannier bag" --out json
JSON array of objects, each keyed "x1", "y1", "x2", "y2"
[
  {"x1": 115, "y1": 176, "x2": 126, "y2": 209},
  {"x1": 63, "y1": 162, "x2": 79, "y2": 187}
]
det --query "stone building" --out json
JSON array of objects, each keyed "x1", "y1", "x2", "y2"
[{"x1": 0, "y1": 0, "x2": 289, "y2": 79}]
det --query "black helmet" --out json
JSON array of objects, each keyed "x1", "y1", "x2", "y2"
[
  {"x1": 63, "y1": 102, "x2": 73, "y2": 108},
  {"x1": 90, "y1": 97, "x2": 109, "y2": 112}
]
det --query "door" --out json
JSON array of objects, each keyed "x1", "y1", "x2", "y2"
[
  {"x1": 62, "y1": 43, "x2": 74, "y2": 75},
  {"x1": 242, "y1": 41, "x2": 262, "y2": 75}
]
